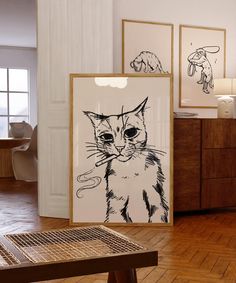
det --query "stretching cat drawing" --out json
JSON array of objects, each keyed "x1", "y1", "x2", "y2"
[
  {"x1": 130, "y1": 51, "x2": 166, "y2": 73},
  {"x1": 79, "y1": 97, "x2": 169, "y2": 223}
]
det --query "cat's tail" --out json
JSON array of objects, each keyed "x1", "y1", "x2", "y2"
[{"x1": 76, "y1": 168, "x2": 102, "y2": 198}]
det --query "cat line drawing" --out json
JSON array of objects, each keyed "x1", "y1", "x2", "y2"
[
  {"x1": 187, "y1": 46, "x2": 220, "y2": 94},
  {"x1": 77, "y1": 97, "x2": 169, "y2": 223},
  {"x1": 130, "y1": 51, "x2": 166, "y2": 73}
]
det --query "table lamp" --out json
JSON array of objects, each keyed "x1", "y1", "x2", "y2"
[{"x1": 214, "y1": 78, "x2": 235, "y2": 118}]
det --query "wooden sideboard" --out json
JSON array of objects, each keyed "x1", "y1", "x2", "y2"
[
  {"x1": 174, "y1": 118, "x2": 236, "y2": 211},
  {"x1": 0, "y1": 138, "x2": 29, "y2": 178}
]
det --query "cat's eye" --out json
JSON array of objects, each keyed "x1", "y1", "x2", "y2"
[
  {"x1": 124, "y1": 127, "x2": 139, "y2": 139},
  {"x1": 99, "y1": 133, "x2": 114, "y2": 143}
]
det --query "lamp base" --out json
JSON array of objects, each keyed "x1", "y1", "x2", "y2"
[{"x1": 217, "y1": 96, "x2": 234, "y2": 118}]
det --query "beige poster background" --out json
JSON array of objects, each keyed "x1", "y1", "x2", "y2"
[{"x1": 71, "y1": 75, "x2": 171, "y2": 224}]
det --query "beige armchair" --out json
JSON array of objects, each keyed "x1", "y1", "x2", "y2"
[{"x1": 11, "y1": 126, "x2": 38, "y2": 181}]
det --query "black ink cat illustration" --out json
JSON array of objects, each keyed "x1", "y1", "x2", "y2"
[
  {"x1": 78, "y1": 97, "x2": 169, "y2": 223},
  {"x1": 187, "y1": 46, "x2": 220, "y2": 94},
  {"x1": 130, "y1": 51, "x2": 166, "y2": 73}
]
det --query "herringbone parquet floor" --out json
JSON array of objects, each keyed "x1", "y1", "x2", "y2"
[{"x1": 1, "y1": 179, "x2": 236, "y2": 283}]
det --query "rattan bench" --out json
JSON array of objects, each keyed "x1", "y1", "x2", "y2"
[{"x1": 0, "y1": 225, "x2": 158, "y2": 283}]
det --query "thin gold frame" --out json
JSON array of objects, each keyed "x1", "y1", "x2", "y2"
[
  {"x1": 179, "y1": 24, "x2": 226, "y2": 108},
  {"x1": 69, "y1": 73, "x2": 173, "y2": 226},
  {"x1": 122, "y1": 19, "x2": 174, "y2": 75}
]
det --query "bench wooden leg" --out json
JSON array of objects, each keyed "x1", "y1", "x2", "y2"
[{"x1": 108, "y1": 269, "x2": 137, "y2": 283}]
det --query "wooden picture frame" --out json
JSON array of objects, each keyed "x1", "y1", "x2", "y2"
[
  {"x1": 70, "y1": 74, "x2": 173, "y2": 226},
  {"x1": 122, "y1": 19, "x2": 173, "y2": 75},
  {"x1": 179, "y1": 25, "x2": 226, "y2": 108}
]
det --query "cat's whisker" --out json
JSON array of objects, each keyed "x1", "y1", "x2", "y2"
[
  {"x1": 85, "y1": 142, "x2": 97, "y2": 145},
  {"x1": 86, "y1": 145, "x2": 99, "y2": 148},
  {"x1": 85, "y1": 142, "x2": 104, "y2": 149},
  {"x1": 86, "y1": 141, "x2": 103, "y2": 145},
  {"x1": 95, "y1": 154, "x2": 119, "y2": 167},
  {"x1": 86, "y1": 149, "x2": 100, "y2": 153},
  {"x1": 148, "y1": 149, "x2": 166, "y2": 155},
  {"x1": 86, "y1": 144, "x2": 104, "y2": 151},
  {"x1": 145, "y1": 145, "x2": 166, "y2": 155},
  {"x1": 96, "y1": 145, "x2": 104, "y2": 150},
  {"x1": 95, "y1": 151, "x2": 106, "y2": 156},
  {"x1": 87, "y1": 151, "x2": 105, "y2": 159},
  {"x1": 137, "y1": 148, "x2": 165, "y2": 156},
  {"x1": 86, "y1": 148, "x2": 104, "y2": 153},
  {"x1": 149, "y1": 150, "x2": 165, "y2": 156},
  {"x1": 96, "y1": 153, "x2": 106, "y2": 158}
]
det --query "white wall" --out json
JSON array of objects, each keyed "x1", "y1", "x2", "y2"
[
  {"x1": 0, "y1": 46, "x2": 37, "y2": 126},
  {"x1": 113, "y1": 0, "x2": 236, "y2": 117}
]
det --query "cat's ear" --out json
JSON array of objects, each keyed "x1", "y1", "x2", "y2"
[
  {"x1": 132, "y1": 97, "x2": 148, "y2": 117},
  {"x1": 83, "y1": 111, "x2": 107, "y2": 125}
]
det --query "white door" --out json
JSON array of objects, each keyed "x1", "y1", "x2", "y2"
[{"x1": 37, "y1": 0, "x2": 113, "y2": 218}]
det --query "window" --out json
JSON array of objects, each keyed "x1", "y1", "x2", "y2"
[{"x1": 0, "y1": 68, "x2": 29, "y2": 137}]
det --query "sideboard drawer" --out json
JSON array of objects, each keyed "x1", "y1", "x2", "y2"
[
  {"x1": 202, "y1": 119, "x2": 236, "y2": 148},
  {"x1": 202, "y1": 178, "x2": 236, "y2": 208},
  {"x1": 202, "y1": 149, "x2": 234, "y2": 179}
]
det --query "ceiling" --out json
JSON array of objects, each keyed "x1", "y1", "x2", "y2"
[{"x1": 0, "y1": 0, "x2": 36, "y2": 48}]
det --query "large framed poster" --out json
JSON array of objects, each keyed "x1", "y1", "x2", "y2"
[
  {"x1": 122, "y1": 19, "x2": 173, "y2": 74},
  {"x1": 70, "y1": 74, "x2": 173, "y2": 225},
  {"x1": 179, "y1": 25, "x2": 226, "y2": 108}
]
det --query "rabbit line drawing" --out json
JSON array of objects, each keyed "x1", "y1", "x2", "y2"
[{"x1": 187, "y1": 46, "x2": 220, "y2": 94}]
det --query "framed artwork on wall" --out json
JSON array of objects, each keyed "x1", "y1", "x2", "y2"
[
  {"x1": 179, "y1": 25, "x2": 226, "y2": 108},
  {"x1": 70, "y1": 74, "x2": 173, "y2": 226},
  {"x1": 122, "y1": 19, "x2": 173, "y2": 74}
]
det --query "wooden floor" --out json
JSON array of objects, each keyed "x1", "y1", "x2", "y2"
[{"x1": 1, "y1": 179, "x2": 236, "y2": 283}]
